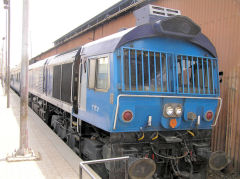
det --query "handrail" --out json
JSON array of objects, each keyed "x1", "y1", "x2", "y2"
[{"x1": 79, "y1": 156, "x2": 129, "y2": 179}]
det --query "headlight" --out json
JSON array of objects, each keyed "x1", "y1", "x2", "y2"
[
  {"x1": 164, "y1": 103, "x2": 183, "y2": 118},
  {"x1": 166, "y1": 106, "x2": 174, "y2": 116},
  {"x1": 175, "y1": 107, "x2": 182, "y2": 116}
]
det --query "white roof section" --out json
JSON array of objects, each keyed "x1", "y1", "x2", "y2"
[{"x1": 81, "y1": 27, "x2": 134, "y2": 57}]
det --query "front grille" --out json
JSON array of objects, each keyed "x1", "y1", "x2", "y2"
[
  {"x1": 121, "y1": 47, "x2": 174, "y2": 93},
  {"x1": 176, "y1": 54, "x2": 218, "y2": 95},
  {"x1": 120, "y1": 47, "x2": 219, "y2": 96}
]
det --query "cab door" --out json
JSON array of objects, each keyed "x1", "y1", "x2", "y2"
[
  {"x1": 72, "y1": 49, "x2": 81, "y2": 114},
  {"x1": 79, "y1": 58, "x2": 87, "y2": 111}
]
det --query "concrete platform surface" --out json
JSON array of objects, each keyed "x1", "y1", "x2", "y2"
[{"x1": 0, "y1": 83, "x2": 99, "y2": 179}]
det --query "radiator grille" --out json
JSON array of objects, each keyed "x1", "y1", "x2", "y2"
[
  {"x1": 176, "y1": 55, "x2": 217, "y2": 95},
  {"x1": 120, "y1": 47, "x2": 219, "y2": 96},
  {"x1": 121, "y1": 47, "x2": 174, "y2": 93}
]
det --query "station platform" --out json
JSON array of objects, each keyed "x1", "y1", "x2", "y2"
[{"x1": 0, "y1": 83, "x2": 99, "y2": 179}]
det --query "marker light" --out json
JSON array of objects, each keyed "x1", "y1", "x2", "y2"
[
  {"x1": 166, "y1": 106, "x2": 174, "y2": 116},
  {"x1": 175, "y1": 107, "x2": 182, "y2": 116},
  {"x1": 205, "y1": 111, "x2": 213, "y2": 121},
  {"x1": 122, "y1": 110, "x2": 133, "y2": 122}
]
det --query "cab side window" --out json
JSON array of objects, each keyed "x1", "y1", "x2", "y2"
[
  {"x1": 88, "y1": 59, "x2": 96, "y2": 89},
  {"x1": 88, "y1": 56, "x2": 109, "y2": 91}
]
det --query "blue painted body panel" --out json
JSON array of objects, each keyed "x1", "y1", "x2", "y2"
[
  {"x1": 116, "y1": 97, "x2": 218, "y2": 132},
  {"x1": 73, "y1": 54, "x2": 115, "y2": 131},
  {"x1": 73, "y1": 36, "x2": 220, "y2": 133}
]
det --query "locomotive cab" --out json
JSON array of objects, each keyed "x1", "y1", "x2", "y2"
[{"x1": 75, "y1": 14, "x2": 221, "y2": 132}]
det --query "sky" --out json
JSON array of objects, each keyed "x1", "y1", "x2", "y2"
[{"x1": 0, "y1": 0, "x2": 121, "y2": 67}]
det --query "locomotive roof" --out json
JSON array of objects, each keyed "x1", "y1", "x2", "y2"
[
  {"x1": 81, "y1": 27, "x2": 134, "y2": 57},
  {"x1": 81, "y1": 17, "x2": 217, "y2": 58}
]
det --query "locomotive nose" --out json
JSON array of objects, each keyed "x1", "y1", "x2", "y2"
[{"x1": 128, "y1": 158, "x2": 156, "y2": 179}]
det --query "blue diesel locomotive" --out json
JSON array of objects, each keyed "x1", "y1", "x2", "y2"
[{"x1": 11, "y1": 9, "x2": 222, "y2": 179}]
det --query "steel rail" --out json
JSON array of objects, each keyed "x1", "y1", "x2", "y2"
[{"x1": 113, "y1": 94, "x2": 222, "y2": 130}]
